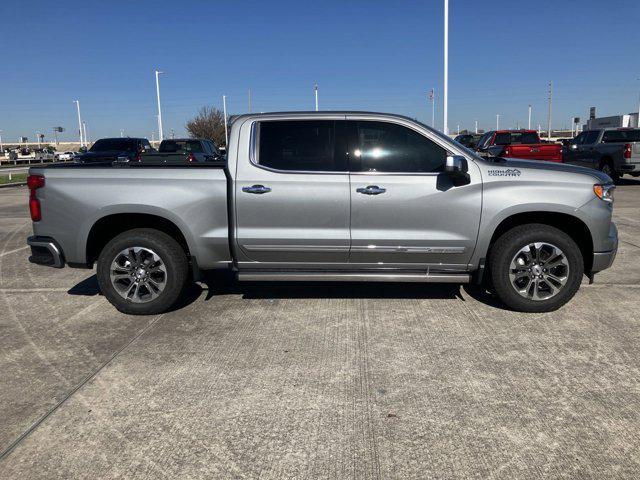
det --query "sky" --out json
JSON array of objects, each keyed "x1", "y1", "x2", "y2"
[{"x1": 1, "y1": 0, "x2": 638, "y2": 142}]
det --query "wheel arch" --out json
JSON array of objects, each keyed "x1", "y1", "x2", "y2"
[
  {"x1": 85, "y1": 213, "x2": 192, "y2": 266},
  {"x1": 487, "y1": 212, "x2": 594, "y2": 272}
]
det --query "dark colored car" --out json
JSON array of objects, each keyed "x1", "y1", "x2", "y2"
[
  {"x1": 139, "y1": 138, "x2": 222, "y2": 164},
  {"x1": 454, "y1": 133, "x2": 482, "y2": 149},
  {"x1": 77, "y1": 138, "x2": 154, "y2": 164}
]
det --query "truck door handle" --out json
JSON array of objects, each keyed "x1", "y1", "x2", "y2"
[
  {"x1": 242, "y1": 184, "x2": 272, "y2": 194},
  {"x1": 356, "y1": 185, "x2": 386, "y2": 195}
]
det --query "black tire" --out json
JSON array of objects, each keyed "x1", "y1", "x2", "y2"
[
  {"x1": 599, "y1": 159, "x2": 620, "y2": 183},
  {"x1": 489, "y1": 224, "x2": 583, "y2": 313},
  {"x1": 96, "y1": 228, "x2": 188, "y2": 315}
]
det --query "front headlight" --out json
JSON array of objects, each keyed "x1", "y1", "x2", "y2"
[{"x1": 593, "y1": 184, "x2": 615, "y2": 203}]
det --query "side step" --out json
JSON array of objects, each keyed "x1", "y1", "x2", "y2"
[{"x1": 237, "y1": 271, "x2": 471, "y2": 283}]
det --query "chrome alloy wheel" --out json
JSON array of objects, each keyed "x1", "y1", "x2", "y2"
[
  {"x1": 508, "y1": 242, "x2": 569, "y2": 301},
  {"x1": 109, "y1": 247, "x2": 167, "y2": 303}
]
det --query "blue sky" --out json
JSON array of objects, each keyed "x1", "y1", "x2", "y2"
[{"x1": 1, "y1": 0, "x2": 638, "y2": 142}]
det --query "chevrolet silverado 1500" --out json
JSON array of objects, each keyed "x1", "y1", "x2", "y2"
[{"x1": 27, "y1": 112, "x2": 618, "y2": 314}]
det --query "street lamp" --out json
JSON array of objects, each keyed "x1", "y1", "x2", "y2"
[
  {"x1": 443, "y1": 0, "x2": 449, "y2": 135},
  {"x1": 155, "y1": 70, "x2": 165, "y2": 142},
  {"x1": 74, "y1": 100, "x2": 83, "y2": 147},
  {"x1": 496, "y1": 114, "x2": 500, "y2": 130}
]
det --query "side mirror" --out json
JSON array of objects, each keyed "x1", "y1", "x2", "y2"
[
  {"x1": 444, "y1": 155, "x2": 470, "y2": 186},
  {"x1": 445, "y1": 155, "x2": 468, "y2": 174}
]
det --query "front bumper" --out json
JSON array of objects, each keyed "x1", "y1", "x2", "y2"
[
  {"x1": 591, "y1": 222, "x2": 618, "y2": 273},
  {"x1": 27, "y1": 236, "x2": 65, "y2": 268}
]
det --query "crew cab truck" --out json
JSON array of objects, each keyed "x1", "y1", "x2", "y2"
[
  {"x1": 139, "y1": 138, "x2": 222, "y2": 164},
  {"x1": 475, "y1": 130, "x2": 563, "y2": 163},
  {"x1": 26, "y1": 112, "x2": 618, "y2": 315},
  {"x1": 563, "y1": 128, "x2": 640, "y2": 182}
]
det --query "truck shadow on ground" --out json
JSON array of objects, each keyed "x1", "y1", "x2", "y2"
[{"x1": 67, "y1": 271, "x2": 505, "y2": 312}]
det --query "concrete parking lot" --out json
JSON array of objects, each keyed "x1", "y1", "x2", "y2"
[{"x1": 0, "y1": 181, "x2": 639, "y2": 479}]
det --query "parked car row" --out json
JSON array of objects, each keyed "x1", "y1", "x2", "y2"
[
  {"x1": 74, "y1": 137, "x2": 223, "y2": 165},
  {"x1": 454, "y1": 126, "x2": 640, "y2": 183}
]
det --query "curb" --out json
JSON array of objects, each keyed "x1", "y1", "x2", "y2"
[{"x1": 0, "y1": 182, "x2": 26, "y2": 189}]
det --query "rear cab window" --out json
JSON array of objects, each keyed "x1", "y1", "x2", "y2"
[{"x1": 256, "y1": 120, "x2": 346, "y2": 171}]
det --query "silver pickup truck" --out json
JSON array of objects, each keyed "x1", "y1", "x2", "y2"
[{"x1": 26, "y1": 112, "x2": 618, "y2": 315}]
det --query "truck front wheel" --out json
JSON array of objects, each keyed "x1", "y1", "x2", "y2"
[
  {"x1": 96, "y1": 228, "x2": 188, "y2": 315},
  {"x1": 489, "y1": 224, "x2": 583, "y2": 312}
]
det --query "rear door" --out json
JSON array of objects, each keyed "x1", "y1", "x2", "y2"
[
  {"x1": 346, "y1": 118, "x2": 482, "y2": 270},
  {"x1": 234, "y1": 118, "x2": 351, "y2": 266}
]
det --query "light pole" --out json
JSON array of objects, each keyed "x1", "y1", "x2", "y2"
[
  {"x1": 496, "y1": 114, "x2": 500, "y2": 130},
  {"x1": 222, "y1": 94, "x2": 228, "y2": 146},
  {"x1": 528, "y1": 104, "x2": 532, "y2": 130},
  {"x1": 170, "y1": 128, "x2": 175, "y2": 139},
  {"x1": 457, "y1": 124, "x2": 460, "y2": 135},
  {"x1": 74, "y1": 100, "x2": 83, "y2": 147},
  {"x1": 443, "y1": 0, "x2": 449, "y2": 135},
  {"x1": 120, "y1": 129, "x2": 124, "y2": 138},
  {"x1": 428, "y1": 89, "x2": 435, "y2": 128},
  {"x1": 637, "y1": 78, "x2": 640, "y2": 127},
  {"x1": 314, "y1": 83, "x2": 319, "y2": 111},
  {"x1": 0, "y1": 130, "x2": 3, "y2": 152},
  {"x1": 155, "y1": 70, "x2": 165, "y2": 142},
  {"x1": 474, "y1": 120, "x2": 478, "y2": 134},
  {"x1": 547, "y1": 81, "x2": 553, "y2": 141},
  {"x1": 83, "y1": 122, "x2": 88, "y2": 145}
]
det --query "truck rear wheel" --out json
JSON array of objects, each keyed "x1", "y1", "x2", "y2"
[
  {"x1": 489, "y1": 224, "x2": 583, "y2": 312},
  {"x1": 96, "y1": 228, "x2": 188, "y2": 315}
]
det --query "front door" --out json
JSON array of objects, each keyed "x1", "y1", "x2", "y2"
[
  {"x1": 346, "y1": 119, "x2": 482, "y2": 270},
  {"x1": 234, "y1": 118, "x2": 351, "y2": 267}
]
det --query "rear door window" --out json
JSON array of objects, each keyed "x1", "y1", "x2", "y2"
[{"x1": 257, "y1": 120, "x2": 345, "y2": 171}]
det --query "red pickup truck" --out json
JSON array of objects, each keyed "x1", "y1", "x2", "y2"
[{"x1": 475, "y1": 130, "x2": 563, "y2": 162}]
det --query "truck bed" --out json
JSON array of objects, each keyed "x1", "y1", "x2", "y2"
[{"x1": 29, "y1": 163, "x2": 231, "y2": 269}]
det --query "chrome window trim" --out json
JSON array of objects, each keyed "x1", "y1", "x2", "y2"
[
  {"x1": 249, "y1": 119, "x2": 348, "y2": 176},
  {"x1": 248, "y1": 116, "x2": 473, "y2": 176}
]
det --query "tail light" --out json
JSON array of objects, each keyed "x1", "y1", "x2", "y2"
[
  {"x1": 136, "y1": 149, "x2": 142, "y2": 161},
  {"x1": 624, "y1": 143, "x2": 632, "y2": 159},
  {"x1": 27, "y1": 174, "x2": 45, "y2": 221},
  {"x1": 502, "y1": 146, "x2": 511, "y2": 157},
  {"x1": 188, "y1": 153, "x2": 195, "y2": 162}
]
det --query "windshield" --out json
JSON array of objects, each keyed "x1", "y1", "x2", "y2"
[
  {"x1": 90, "y1": 139, "x2": 137, "y2": 152},
  {"x1": 159, "y1": 140, "x2": 204, "y2": 153}
]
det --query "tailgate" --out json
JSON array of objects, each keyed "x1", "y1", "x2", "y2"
[{"x1": 507, "y1": 144, "x2": 562, "y2": 162}]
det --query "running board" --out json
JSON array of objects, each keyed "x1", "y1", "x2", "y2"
[{"x1": 237, "y1": 271, "x2": 471, "y2": 283}]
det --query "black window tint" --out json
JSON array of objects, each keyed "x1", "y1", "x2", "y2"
[
  {"x1": 477, "y1": 132, "x2": 492, "y2": 149},
  {"x1": 583, "y1": 131, "x2": 600, "y2": 144},
  {"x1": 90, "y1": 139, "x2": 110, "y2": 151},
  {"x1": 509, "y1": 132, "x2": 539, "y2": 144},
  {"x1": 602, "y1": 130, "x2": 640, "y2": 143},
  {"x1": 494, "y1": 132, "x2": 511, "y2": 145},
  {"x1": 258, "y1": 120, "x2": 342, "y2": 171},
  {"x1": 352, "y1": 121, "x2": 446, "y2": 173},
  {"x1": 573, "y1": 132, "x2": 587, "y2": 145}
]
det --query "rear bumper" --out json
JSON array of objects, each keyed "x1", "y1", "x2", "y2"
[{"x1": 27, "y1": 236, "x2": 65, "y2": 268}]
